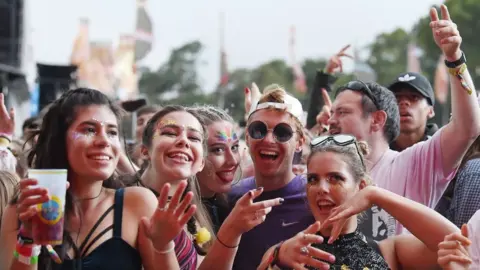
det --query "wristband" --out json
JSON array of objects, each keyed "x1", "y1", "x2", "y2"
[
  {"x1": 266, "y1": 241, "x2": 284, "y2": 269},
  {"x1": 14, "y1": 240, "x2": 41, "y2": 265},
  {"x1": 448, "y1": 64, "x2": 473, "y2": 95},
  {"x1": 216, "y1": 235, "x2": 239, "y2": 249},
  {"x1": 0, "y1": 133, "x2": 12, "y2": 142},
  {"x1": 0, "y1": 137, "x2": 9, "y2": 147},
  {"x1": 153, "y1": 242, "x2": 175, "y2": 254}
]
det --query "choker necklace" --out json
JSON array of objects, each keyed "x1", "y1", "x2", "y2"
[{"x1": 75, "y1": 187, "x2": 104, "y2": 201}]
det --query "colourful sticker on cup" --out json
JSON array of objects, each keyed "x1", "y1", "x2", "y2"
[{"x1": 37, "y1": 195, "x2": 63, "y2": 225}]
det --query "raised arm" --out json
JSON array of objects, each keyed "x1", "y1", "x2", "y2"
[
  {"x1": 431, "y1": 5, "x2": 480, "y2": 176},
  {"x1": 198, "y1": 188, "x2": 283, "y2": 270},
  {"x1": 323, "y1": 186, "x2": 459, "y2": 269}
]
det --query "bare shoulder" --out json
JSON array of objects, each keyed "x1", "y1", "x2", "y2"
[{"x1": 123, "y1": 186, "x2": 157, "y2": 217}]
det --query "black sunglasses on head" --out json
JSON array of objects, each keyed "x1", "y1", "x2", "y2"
[
  {"x1": 247, "y1": 121, "x2": 295, "y2": 143},
  {"x1": 337, "y1": 80, "x2": 378, "y2": 109},
  {"x1": 310, "y1": 134, "x2": 366, "y2": 169}
]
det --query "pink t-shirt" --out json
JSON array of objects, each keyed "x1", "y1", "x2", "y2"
[
  {"x1": 468, "y1": 210, "x2": 480, "y2": 269},
  {"x1": 370, "y1": 127, "x2": 457, "y2": 234}
]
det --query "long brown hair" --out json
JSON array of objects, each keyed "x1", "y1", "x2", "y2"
[{"x1": 140, "y1": 105, "x2": 214, "y2": 255}]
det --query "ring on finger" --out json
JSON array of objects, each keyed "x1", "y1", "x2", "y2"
[{"x1": 300, "y1": 246, "x2": 309, "y2": 255}]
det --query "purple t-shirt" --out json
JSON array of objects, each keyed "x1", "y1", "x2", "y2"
[{"x1": 228, "y1": 175, "x2": 315, "y2": 270}]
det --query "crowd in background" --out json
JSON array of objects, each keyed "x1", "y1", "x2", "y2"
[{"x1": 0, "y1": 4, "x2": 479, "y2": 270}]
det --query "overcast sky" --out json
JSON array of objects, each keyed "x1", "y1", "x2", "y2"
[{"x1": 27, "y1": 0, "x2": 443, "y2": 91}]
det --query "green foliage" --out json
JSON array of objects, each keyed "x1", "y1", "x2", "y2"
[
  {"x1": 138, "y1": 0, "x2": 480, "y2": 124},
  {"x1": 366, "y1": 28, "x2": 411, "y2": 85}
]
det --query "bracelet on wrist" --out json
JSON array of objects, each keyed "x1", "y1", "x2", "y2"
[
  {"x1": 216, "y1": 235, "x2": 239, "y2": 248},
  {"x1": 14, "y1": 240, "x2": 41, "y2": 266},
  {"x1": 153, "y1": 242, "x2": 175, "y2": 255},
  {"x1": 267, "y1": 241, "x2": 284, "y2": 269},
  {"x1": 448, "y1": 63, "x2": 473, "y2": 95}
]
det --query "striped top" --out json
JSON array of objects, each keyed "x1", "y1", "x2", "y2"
[{"x1": 174, "y1": 230, "x2": 197, "y2": 269}]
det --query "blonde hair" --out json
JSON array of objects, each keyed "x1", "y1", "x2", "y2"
[
  {"x1": 0, "y1": 170, "x2": 19, "y2": 227},
  {"x1": 255, "y1": 84, "x2": 305, "y2": 140}
]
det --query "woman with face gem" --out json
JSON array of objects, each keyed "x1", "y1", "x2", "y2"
[
  {"x1": 188, "y1": 105, "x2": 242, "y2": 232},
  {"x1": 137, "y1": 105, "x2": 283, "y2": 270},
  {"x1": 258, "y1": 135, "x2": 461, "y2": 270},
  {"x1": 0, "y1": 88, "x2": 198, "y2": 270}
]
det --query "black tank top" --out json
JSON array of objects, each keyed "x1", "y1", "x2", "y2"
[{"x1": 55, "y1": 189, "x2": 142, "y2": 270}]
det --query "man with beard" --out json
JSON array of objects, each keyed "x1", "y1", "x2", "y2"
[
  {"x1": 318, "y1": 5, "x2": 480, "y2": 241},
  {"x1": 388, "y1": 72, "x2": 439, "y2": 151}
]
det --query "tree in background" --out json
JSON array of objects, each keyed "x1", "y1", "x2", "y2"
[
  {"x1": 366, "y1": 28, "x2": 411, "y2": 85},
  {"x1": 139, "y1": 41, "x2": 206, "y2": 105}
]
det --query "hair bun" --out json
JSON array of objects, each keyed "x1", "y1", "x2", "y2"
[{"x1": 357, "y1": 141, "x2": 370, "y2": 156}]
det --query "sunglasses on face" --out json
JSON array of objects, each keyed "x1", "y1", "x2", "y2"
[
  {"x1": 310, "y1": 134, "x2": 366, "y2": 169},
  {"x1": 338, "y1": 80, "x2": 378, "y2": 110},
  {"x1": 247, "y1": 121, "x2": 295, "y2": 143}
]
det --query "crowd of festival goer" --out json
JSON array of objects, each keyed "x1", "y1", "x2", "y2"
[{"x1": 0, "y1": 4, "x2": 479, "y2": 270}]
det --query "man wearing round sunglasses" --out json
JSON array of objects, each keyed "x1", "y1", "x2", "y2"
[
  {"x1": 321, "y1": 6, "x2": 480, "y2": 243},
  {"x1": 229, "y1": 84, "x2": 315, "y2": 270}
]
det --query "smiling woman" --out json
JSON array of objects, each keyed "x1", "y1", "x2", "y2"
[
  {"x1": 189, "y1": 105, "x2": 242, "y2": 232},
  {"x1": 0, "y1": 88, "x2": 166, "y2": 270}
]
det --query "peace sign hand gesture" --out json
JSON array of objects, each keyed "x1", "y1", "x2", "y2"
[
  {"x1": 430, "y1": 4, "x2": 462, "y2": 61},
  {"x1": 325, "y1": 45, "x2": 353, "y2": 74},
  {"x1": 224, "y1": 187, "x2": 283, "y2": 236},
  {"x1": 140, "y1": 180, "x2": 197, "y2": 252}
]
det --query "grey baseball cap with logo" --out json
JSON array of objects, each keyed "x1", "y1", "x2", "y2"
[{"x1": 388, "y1": 72, "x2": 435, "y2": 106}]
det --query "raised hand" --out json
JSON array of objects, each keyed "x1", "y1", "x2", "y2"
[
  {"x1": 275, "y1": 222, "x2": 335, "y2": 270},
  {"x1": 0, "y1": 93, "x2": 15, "y2": 137},
  {"x1": 315, "y1": 88, "x2": 333, "y2": 133},
  {"x1": 244, "y1": 82, "x2": 262, "y2": 119},
  {"x1": 140, "y1": 180, "x2": 196, "y2": 251},
  {"x1": 429, "y1": 4, "x2": 462, "y2": 61},
  {"x1": 325, "y1": 45, "x2": 353, "y2": 74},
  {"x1": 437, "y1": 224, "x2": 472, "y2": 270},
  {"x1": 321, "y1": 186, "x2": 376, "y2": 244},
  {"x1": 224, "y1": 187, "x2": 283, "y2": 235}
]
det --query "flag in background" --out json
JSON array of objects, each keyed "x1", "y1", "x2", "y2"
[
  {"x1": 434, "y1": 54, "x2": 449, "y2": 104},
  {"x1": 289, "y1": 26, "x2": 307, "y2": 93},
  {"x1": 407, "y1": 42, "x2": 421, "y2": 73},
  {"x1": 134, "y1": 0, "x2": 153, "y2": 62}
]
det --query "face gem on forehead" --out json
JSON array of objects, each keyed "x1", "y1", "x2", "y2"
[
  {"x1": 216, "y1": 129, "x2": 238, "y2": 142},
  {"x1": 159, "y1": 119, "x2": 177, "y2": 126}
]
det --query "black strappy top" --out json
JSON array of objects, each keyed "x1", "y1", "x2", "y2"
[
  {"x1": 307, "y1": 230, "x2": 390, "y2": 270},
  {"x1": 54, "y1": 189, "x2": 142, "y2": 270}
]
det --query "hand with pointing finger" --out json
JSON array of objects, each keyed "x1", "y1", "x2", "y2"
[
  {"x1": 315, "y1": 89, "x2": 333, "y2": 134},
  {"x1": 437, "y1": 224, "x2": 472, "y2": 270},
  {"x1": 224, "y1": 187, "x2": 284, "y2": 236},
  {"x1": 325, "y1": 45, "x2": 353, "y2": 74},
  {"x1": 430, "y1": 4, "x2": 462, "y2": 61}
]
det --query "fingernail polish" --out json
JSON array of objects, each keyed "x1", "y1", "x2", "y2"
[
  {"x1": 279, "y1": 198, "x2": 284, "y2": 204},
  {"x1": 244, "y1": 87, "x2": 250, "y2": 94}
]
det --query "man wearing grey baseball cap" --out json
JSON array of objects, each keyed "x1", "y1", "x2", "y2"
[{"x1": 388, "y1": 72, "x2": 439, "y2": 151}]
